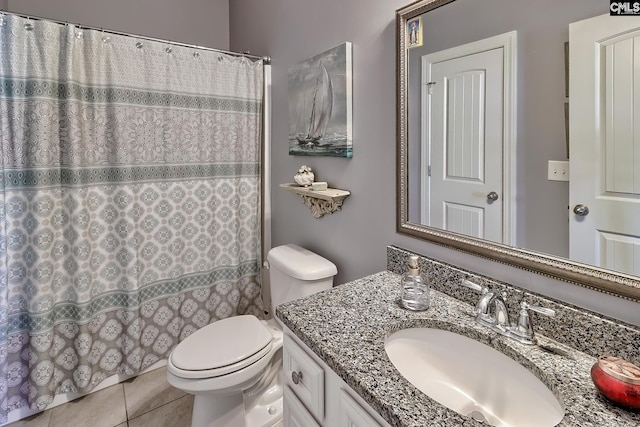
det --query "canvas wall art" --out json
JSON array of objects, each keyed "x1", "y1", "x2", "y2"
[{"x1": 288, "y1": 42, "x2": 352, "y2": 158}]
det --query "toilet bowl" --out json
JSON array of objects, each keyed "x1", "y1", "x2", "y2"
[
  {"x1": 167, "y1": 316, "x2": 284, "y2": 427},
  {"x1": 166, "y1": 244, "x2": 337, "y2": 427}
]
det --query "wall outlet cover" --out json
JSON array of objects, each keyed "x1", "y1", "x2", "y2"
[{"x1": 548, "y1": 160, "x2": 570, "y2": 181}]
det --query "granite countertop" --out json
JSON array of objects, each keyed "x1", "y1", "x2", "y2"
[{"x1": 276, "y1": 271, "x2": 640, "y2": 427}]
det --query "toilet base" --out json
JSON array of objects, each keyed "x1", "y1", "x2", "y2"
[
  {"x1": 192, "y1": 393, "x2": 245, "y2": 427},
  {"x1": 246, "y1": 389, "x2": 283, "y2": 427},
  {"x1": 189, "y1": 383, "x2": 283, "y2": 427},
  {"x1": 245, "y1": 349, "x2": 283, "y2": 427}
]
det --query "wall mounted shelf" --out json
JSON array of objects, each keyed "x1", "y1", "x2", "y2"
[{"x1": 280, "y1": 183, "x2": 350, "y2": 218}]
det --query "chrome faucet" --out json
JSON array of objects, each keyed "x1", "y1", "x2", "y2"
[
  {"x1": 461, "y1": 280, "x2": 555, "y2": 345},
  {"x1": 462, "y1": 280, "x2": 508, "y2": 328},
  {"x1": 509, "y1": 301, "x2": 556, "y2": 345},
  {"x1": 492, "y1": 292, "x2": 511, "y2": 331},
  {"x1": 474, "y1": 287, "x2": 495, "y2": 323}
]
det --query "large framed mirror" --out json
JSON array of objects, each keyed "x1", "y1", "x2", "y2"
[{"x1": 397, "y1": 0, "x2": 640, "y2": 301}]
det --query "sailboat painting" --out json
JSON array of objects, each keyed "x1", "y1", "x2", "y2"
[{"x1": 288, "y1": 42, "x2": 352, "y2": 158}]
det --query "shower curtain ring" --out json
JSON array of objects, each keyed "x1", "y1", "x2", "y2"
[
  {"x1": 101, "y1": 29, "x2": 111, "y2": 44},
  {"x1": 23, "y1": 16, "x2": 34, "y2": 31},
  {"x1": 74, "y1": 24, "x2": 83, "y2": 40}
]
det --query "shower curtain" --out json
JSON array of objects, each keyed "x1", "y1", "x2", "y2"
[{"x1": 0, "y1": 14, "x2": 264, "y2": 421}]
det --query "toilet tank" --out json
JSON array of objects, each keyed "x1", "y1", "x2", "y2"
[{"x1": 267, "y1": 244, "x2": 337, "y2": 308}]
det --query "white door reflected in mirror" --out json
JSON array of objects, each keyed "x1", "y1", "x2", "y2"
[
  {"x1": 569, "y1": 14, "x2": 640, "y2": 276},
  {"x1": 419, "y1": 31, "x2": 517, "y2": 245}
]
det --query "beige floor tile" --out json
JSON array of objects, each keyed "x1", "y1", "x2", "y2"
[
  {"x1": 128, "y1": 395, "x2": 193, "y2": 427},
  {"x1": 123, "y1": 366, "x2": 187, "y2": 419},
  {"x1": 115, "y1": 423, "x2": 128, "y2": 427},
  {"x1": 49, "y1": 384, "x2": 127, "y2": 427},
  {"x1": 5, "y1": 409, "x2": 51, "y2": 427}
]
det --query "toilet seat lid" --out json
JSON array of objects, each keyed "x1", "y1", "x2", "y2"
[{"x1": 170, "y1": 315, "x2": 272, "y2": 371}]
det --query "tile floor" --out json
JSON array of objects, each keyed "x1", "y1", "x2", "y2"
[{"x1": 6, "y1": 366, "x2": 194, "y2": 427}]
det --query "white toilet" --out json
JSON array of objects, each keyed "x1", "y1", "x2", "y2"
[{"x1": 166, "y1": 244, "x2": 337, "y2": 427}]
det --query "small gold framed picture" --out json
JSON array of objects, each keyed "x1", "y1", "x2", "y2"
[{"x1": 407, "y1": 16, "x2": 423, "y2": 48}]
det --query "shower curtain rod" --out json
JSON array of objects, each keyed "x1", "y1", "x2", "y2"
[{"x1": 0, "y1": 9, "x2": 271, "y2": 64}]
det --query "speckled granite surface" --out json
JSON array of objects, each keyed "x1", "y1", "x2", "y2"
[
  {"x1": 387, "y1": 246, "x2": 640, "y2": 365},
  {"x1": 276, "y1": 271, "x2": 640, "y2": 427}
]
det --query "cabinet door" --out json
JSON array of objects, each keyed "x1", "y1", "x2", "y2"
[
  {"x1": 283, "y1": 335, "x2": 325, "y2": 421},
  {"x1": 284, "y1": 385, "x2": 320, "y2": 427},
  {"x1": 338, "y1": 389, "x2": 381, "y2": 427}
]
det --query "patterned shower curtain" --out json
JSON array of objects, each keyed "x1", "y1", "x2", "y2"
[{"x1": 0, "y1": 14, "x2": 264, "y2": 420}]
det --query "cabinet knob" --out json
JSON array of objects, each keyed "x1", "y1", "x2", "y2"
[{"x1": 291, "y1": 370, "x2": 303, "y2": 384}]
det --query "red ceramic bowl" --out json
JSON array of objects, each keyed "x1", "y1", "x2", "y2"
[{"x1": 591, "y1": 356, "x2": 640, "y2": 409}]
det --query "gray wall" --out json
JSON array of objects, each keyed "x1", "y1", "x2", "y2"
[
  {"x1": 230, "y1": 0, "x2": 640, "y2": 326},
  {"x1": 4, "y1": 0, "x2": 229, "y2": 48},
  {"x1": 230, "y1": 0, "x2": 407, "y2": 287}
]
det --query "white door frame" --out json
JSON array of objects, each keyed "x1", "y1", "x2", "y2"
[{"x1": 420, "y1": 31, "x2": 517, "y2": 245}]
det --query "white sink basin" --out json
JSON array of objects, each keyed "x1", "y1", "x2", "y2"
[{"x1": 385, "y1": 328, "x2": 564, "y2": 427}]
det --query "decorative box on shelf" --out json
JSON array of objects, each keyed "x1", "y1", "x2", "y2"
[{"x1": 279, "y1": 183, "x2": 350, "y2": 218}]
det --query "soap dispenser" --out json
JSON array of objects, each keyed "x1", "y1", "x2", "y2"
[{"x1": 400, "y1": 255, "x2": 430, "y2": 311}]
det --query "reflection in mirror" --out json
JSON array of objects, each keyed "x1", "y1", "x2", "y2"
[
  {"x1": 397, "y1": 0, "x2": 640, "y2": 301},
  {"x1": 409, "y1": 29, "x2": 517, "y2": 246}
]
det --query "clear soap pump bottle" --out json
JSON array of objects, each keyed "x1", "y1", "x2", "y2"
[{"x1": 401, "y1": 255, "x2": 430, "y2": 311}]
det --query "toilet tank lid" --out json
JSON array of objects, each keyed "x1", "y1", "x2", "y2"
[{"x1": 267, "y1": 244, "x2": 337, "y2": 280}]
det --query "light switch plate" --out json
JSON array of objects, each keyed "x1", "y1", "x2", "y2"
[{"x1": 548, "y1": 160, "x2": 570, "y2": 181}]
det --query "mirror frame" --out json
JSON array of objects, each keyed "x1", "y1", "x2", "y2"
[{"x1": 396, "y1": 0, "x2": 640, "y2": 302}]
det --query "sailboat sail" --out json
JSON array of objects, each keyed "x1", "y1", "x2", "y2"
[{"x1": 298, "y1": 63, "x2": 333, "y2": 145}]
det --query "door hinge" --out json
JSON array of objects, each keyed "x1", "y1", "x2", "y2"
[
  {"x1": 426, "y1": 81, "x2": 437, "y2": 95},
  {"x1": 427, "y1": 165, "x2": 432, "y2": 176}
]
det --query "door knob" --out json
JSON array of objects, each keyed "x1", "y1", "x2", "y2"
[
  {"x1": 487, "y1": 191, "x2": 499, "y2": 201},
  {"x1": 573, "y1": 204, "x2": 589, "y2": 216}
]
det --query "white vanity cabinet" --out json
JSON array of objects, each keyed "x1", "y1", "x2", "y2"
[{"x1": 283, "y1": 328, "x2": 391, "y2": 427}]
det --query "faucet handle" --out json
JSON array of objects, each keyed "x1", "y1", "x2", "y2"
[
  {"x1": 510, "y1": 301, "x2": 555, "y2": 345},
  {"x1": 522, "y1": 302, "x2": 555, "y2": 318},
  {"x1": 461, "y1": 279, "x2": 485, "y2": 293}
]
